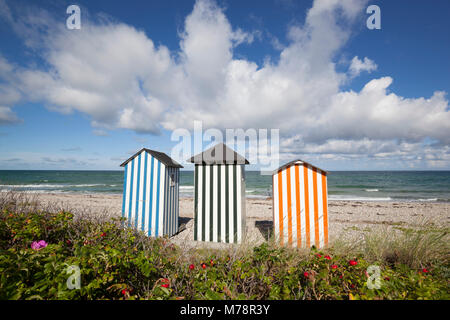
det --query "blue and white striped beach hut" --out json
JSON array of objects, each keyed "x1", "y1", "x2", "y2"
[{"x1": 120, "y1": 148, "x2": 183, "y2": 237}]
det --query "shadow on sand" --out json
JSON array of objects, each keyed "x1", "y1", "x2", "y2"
[
  {"x1": 178, "y1": 217, "x2": 192, "y2": 233},
  {"x1": 255, "y1": 220, "x2": 273, "y2": 241}
]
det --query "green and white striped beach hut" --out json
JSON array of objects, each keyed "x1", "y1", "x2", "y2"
[
  {"x1": 120, "y1": 148, "x2": 183, "y2": 238},
  {"x1": 189, "y1": 143, "x2": 249, "y2": 244}
]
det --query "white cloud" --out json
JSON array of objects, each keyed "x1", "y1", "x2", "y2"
[
  {"x1": 349, "y1": 56, "x2": 377, "y2": 77},
  {"x1": 0, "y1": 0, "x2": 449, "y2": 168},
  {"x1": 0, "y1": 106, "x2": 20, "y2": 124}
]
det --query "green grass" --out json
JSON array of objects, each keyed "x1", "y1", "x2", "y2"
[{"x1": 0, "y1": 192, "x2": 448, "y2": 300}]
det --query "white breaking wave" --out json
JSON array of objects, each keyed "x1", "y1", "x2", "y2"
[
  {"x1": 0, "y1": 184, "x2": 105, "y2": 188},
  {"x1": 246, "y1": 194, "x2": 270, "y2": 199},
  {"x1": 330, "y1": 195, "x2": 392, "y2": 201},
  {"x1": 0, "y1": 189, "x2": 68, "y2": 194},
  {"x1": 365, "y1": 189, "x2": 379, "y2": 192}
]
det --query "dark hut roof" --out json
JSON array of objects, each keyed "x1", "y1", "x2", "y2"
[
  {"x1": 120, "y1": 148, "x2": 183, "y2": 168},
  {"x1": 273, "y1": 159, "x2": 328, "y2": 175},
  {"x1": 188, "y1": 143, "x2": 249, "y2": 165}
]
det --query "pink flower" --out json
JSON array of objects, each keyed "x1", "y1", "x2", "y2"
[
  {"x1": 189, "y1": 264, "x2": 195, "y2": 270},
  {"x1": 31, "y1": 240, "x2": 48, "y2": 250},
  {"x1": 349, "y1": 260, "x2": 358, "y2": 266},
  {"x1": 331, "y1": 264, "x2": 338, "y2": 269},
  {"x1": 324, "y1": 255, "x2": 331, "y2": 260},
  {"x1": 316, "y1": 254, "x2": 322, "y2": 258},
  {"x1": 422, "y1": 268, "x2": 429, "y2": 273},
  {"x1": 303, "y1": 271, "x2": 309, "y2": 278}
]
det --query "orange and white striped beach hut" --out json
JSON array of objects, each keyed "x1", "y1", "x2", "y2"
[{"x1": 272, "y1": 160, "x2": 329, "y2": 248}]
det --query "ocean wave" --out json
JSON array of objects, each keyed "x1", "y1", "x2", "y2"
[
  {"x1": 179, "y1": 186, "x2": 194, "y2": 190},
  {"x1": 365, "y1": 189, "x2": 379, "y2": 192},
  {"x1": 0, "y1": 189, "x2": 68, "y2": 194},
  {"x1": 330, "y1": 195, "x2": 392, "y2": 201},
  {"x1": 246, "y1": 194, "x2": 270, "y2": 199},
  {"x1": 0, "y1": 184, "x2": 105, "y2": 188}
]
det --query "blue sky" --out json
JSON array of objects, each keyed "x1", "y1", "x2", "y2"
[{"x1": 0, "y1": 0, "x2": 449, "y2": 171}]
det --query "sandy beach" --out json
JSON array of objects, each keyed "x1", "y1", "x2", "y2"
[{"x1": 33, "y1": 192, "x2": 450, "y2": 248}]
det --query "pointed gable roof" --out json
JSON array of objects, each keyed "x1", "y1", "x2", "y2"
[
  {"x1": 188, "y1": 143, "x2": 249, "y2": 165},
  {"x1": 120, "y1": 148, "x2": 183, "y2": 168},
  {"x1": 274, "y1": 159, "x2": 328, "y2": 175}
]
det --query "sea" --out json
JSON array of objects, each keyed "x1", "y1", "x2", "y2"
[{"x1": 0, "y1": 170, "x2": 449, "y2": 202}]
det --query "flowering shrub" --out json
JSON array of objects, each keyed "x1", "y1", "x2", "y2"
[
  {"x1": 31, "y1": 240, "x2": 48, "y2": 250},
  {"x1": 0, "y1": 209, "x2": 448, "y2": 300}
]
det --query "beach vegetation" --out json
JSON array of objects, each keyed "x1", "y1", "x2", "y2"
[{"x1": 0, "y1": 192, "x2": 448, "y2": 300}]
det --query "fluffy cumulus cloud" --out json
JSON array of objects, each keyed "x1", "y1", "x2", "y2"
[
  {"x1": 349, "y1": 56, "x2": 377, "y2": 77},
  {"x1": 0, "y1": 0, "x2": 449, "y2": 168}
]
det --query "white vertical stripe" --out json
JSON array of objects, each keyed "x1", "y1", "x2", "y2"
[
  {"x1": 212, "y1": 165, "x2": 218, "y2": 242},
  {"x1": 197, "y1": 166, "x2": 203, "y2": 241},
  {"x1": 172, "y1": 169, "x2": 176, "y2": 236},
  {"x1": 125, "y1": 164, "x2": 132, "y2": 220},
  {"x1": 158, "y1": 163, "x2": 165, "y2": 237},
  {"x1": 220, "y1": 165, "x2": 226, "y2": 243},
  {"x1": 281, "y1": 169, "x2": 289, "y2": 245},
  {"x1": 172, "y1": 169, "x2": 176, "y2": 235},
  {"x1": 175, "y1": 169, "x2": 179, "y2": 235},
  {"x1": 236, "y1": 165, "x2": 242, "y2": 243},
  {"x1": 172, "y1": 168, "x2": 178, "y2": 235},
  {"x1": 228, "y1": 165, "x2": 234, "y2": 243},
  {"x1": 144, "y1": 154, "x2": 151, "y2": 235},
  {"x1": 308, "y1": 167, "x2": 316, "y2": 246},
  {"x1": 317, "y1": 170, "x2": 324, "y2": 248},
  {"x1": 178, "y1": 169, "x2": 180, "y2": 234},
  {"x1": 299, "y1": 165, "x2": 306, "y2": 247},
  {"x1": 273, "y1": 172, "x2": 280, "y2": 243},
  {"x1": 240, "y1": 165, "x2": 246, "y2": 243},
  {"x1": 171, "y1": 169, "x2": 174, "y2": 236},
  {"x1": 169, "y1": 168, "x2": 172, "y2": 236},
  {"x1": 204, "y1": 166, "x2": 210, "y2": 242},
  {"x1": 131, "y1": 157, "x2": 139, "y2": 227},
  {"x1": 137, "y1": 153, "x2": 145, "y2": 230},
  {"x1": 290, "y1": 166, "x2": 298, "y2": 247},
  {"x1": 170, "y1": 168, "x2": 174, "y2": 236},
  {"x1": 151, "y1": 159, "x2": 158, "y2": 237}
]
